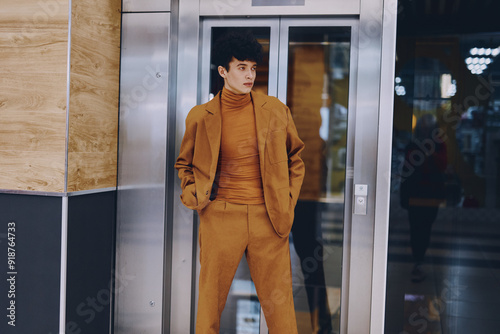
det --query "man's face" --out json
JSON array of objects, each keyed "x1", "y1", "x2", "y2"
[{"x1": 218, "y1": 57, "x2": 257, "y2": 95}]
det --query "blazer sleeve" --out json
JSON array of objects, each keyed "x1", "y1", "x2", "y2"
[
  {"x1": 285, "y1": 106, "x2": 305, "y2": 207},
  {"x1": 174, "y1": 112, "x2": 199, "y2": 210}
]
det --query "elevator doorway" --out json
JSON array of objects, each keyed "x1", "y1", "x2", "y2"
[
  {"x1": 116, "y1": 1, "x2": 398, "y2": 333},
  {"x1": 198, "y1": 18, "x2": 359, "y2": 334}
]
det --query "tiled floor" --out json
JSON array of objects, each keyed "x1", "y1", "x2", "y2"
[{"x1": 384, "y1": 201, "x2": 500, "y2": 334}]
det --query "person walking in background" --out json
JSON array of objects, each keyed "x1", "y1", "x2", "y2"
[{"x1": 400, "y1": 114, "x2": 447, "y2": 282}]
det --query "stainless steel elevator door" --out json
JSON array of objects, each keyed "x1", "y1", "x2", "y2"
[{"x1": 199, "y1": 17, "x2": 359, "y2": 334}]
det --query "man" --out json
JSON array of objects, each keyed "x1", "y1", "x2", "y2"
[{"x1": 175, "y1": 32, "x2": 305, "y2": 333}]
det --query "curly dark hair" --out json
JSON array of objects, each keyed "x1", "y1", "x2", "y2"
[{"x1": 212, "y1": 31, "x2": 263, "y2": 70}]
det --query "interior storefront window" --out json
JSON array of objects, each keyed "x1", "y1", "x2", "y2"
[{"x1": 385, "y1": 19, "x2": 500, "y2": 334}]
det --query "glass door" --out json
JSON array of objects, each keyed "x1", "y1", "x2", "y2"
[
  {"x1": 199, "y1": 17, "x2": 358, "y2": 334},
  {"x1": 277, "y1": 18, "x2": 357, "y2": 334}
]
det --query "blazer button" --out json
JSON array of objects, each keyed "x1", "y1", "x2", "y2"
[{"x1": 206, "y1": 191, "x2": 209, "y2": 195}]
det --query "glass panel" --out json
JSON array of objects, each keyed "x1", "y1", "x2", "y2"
[
  {"x1": 286, "y1": 26, "x2": 351, "y2": 334},
  {"x1": 207, "y1": 26, "x2": 271, "y2": 334},
  {"x1": 385, "y1": 32, "x2": 500, "y2": 333}
]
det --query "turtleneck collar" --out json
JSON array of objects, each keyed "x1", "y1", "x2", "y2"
[{"x1": 221, "y1": 88, "x2": 252, "y2": 110}]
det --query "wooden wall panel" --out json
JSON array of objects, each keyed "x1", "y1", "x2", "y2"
[
  {"x1": 0, "y1": 0, "x2": 68, "y2": 30},
  {"x1": 67, "y1": 0, "x2": 121, "y2": 192},
  {"x1": 67, "y1": 152, "x2": 117, "y2": 191},
  {"x1": 0, "y1": 151, "x2": 65, "y2": 192},
  {"x1": 0, "y1": 111, "x2": 66, "y2": 152},
  {"x1": 0, "y1": 0, "x2": 68, "y2": 192},
  {"x1": 0, "y1": 31, "x2": 68, "y2": 74},
  {"x1": 0, "y1": 73, "x2": 67, "y2": 113}
]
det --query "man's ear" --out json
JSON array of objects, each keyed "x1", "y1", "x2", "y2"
[{"x1": 218, "y1": 65, "x2": 227, "y2": 78}]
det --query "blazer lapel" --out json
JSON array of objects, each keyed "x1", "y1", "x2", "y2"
[
  {"x1": 204, "y1": 93, "x2": 222, "y2": 175},
  {"x1": 251, "y1": 91, "x2": 271, "y2": 170}
]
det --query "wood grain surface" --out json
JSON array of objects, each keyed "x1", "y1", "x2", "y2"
[
  {"x1": 0, "y1": 0, "x2": 68, "y2": 192},
  {"x1": 67, "y1": 0, "x2": 121, "y2": 192},
  {"x1": 0, "y1": 111, "x2": 66, "y2": 151},
  {"x1": 67, "y1": 152, "x2": 117, "y2": 192},
  {"x1": 0, "y1": 150, "x2": 65, "y2": 192},
  {"x1": 1, "y1": 0, "x2": 121, "y2": 193},
  {"x1": 0, "y1": 73, "x2": 67, "y2": 113},
  {"x1": 0, "y1": 0, "x2": 69, "y2": 30}
]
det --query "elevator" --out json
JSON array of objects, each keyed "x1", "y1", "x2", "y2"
[{"x1": 114, "y1": 0, "x2": 398, "y2": 333}]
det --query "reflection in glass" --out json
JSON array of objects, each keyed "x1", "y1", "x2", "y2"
[
  {"x1": 286, "y1": 26, "x2": 351, "y2": 334},
  {"x1": 386, "y1": 31, "x2": 500, "y2": 333},
  {"x1": 399, "y1": 114, "x2": 447, "y2": 282}
]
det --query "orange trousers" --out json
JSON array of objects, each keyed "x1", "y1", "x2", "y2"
[{"x1": 196, "y1": 200, "x2": 298, "y2": 334}]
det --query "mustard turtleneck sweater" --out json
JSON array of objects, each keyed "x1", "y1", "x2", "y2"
[{"x1": 216, "y1": 89, "x2": 265, "y2": 204}]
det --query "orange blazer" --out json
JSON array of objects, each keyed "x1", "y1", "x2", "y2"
[{"x1": 175, "y1": 90, "x2": 305, "y2": 237}]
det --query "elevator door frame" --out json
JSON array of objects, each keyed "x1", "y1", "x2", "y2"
[
  {"x1": 199, "y1": 17, "x2": 359, "y2": 334},
  {"x1": 171, "y1": 0, "x2": 398, "y2": 331}
]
